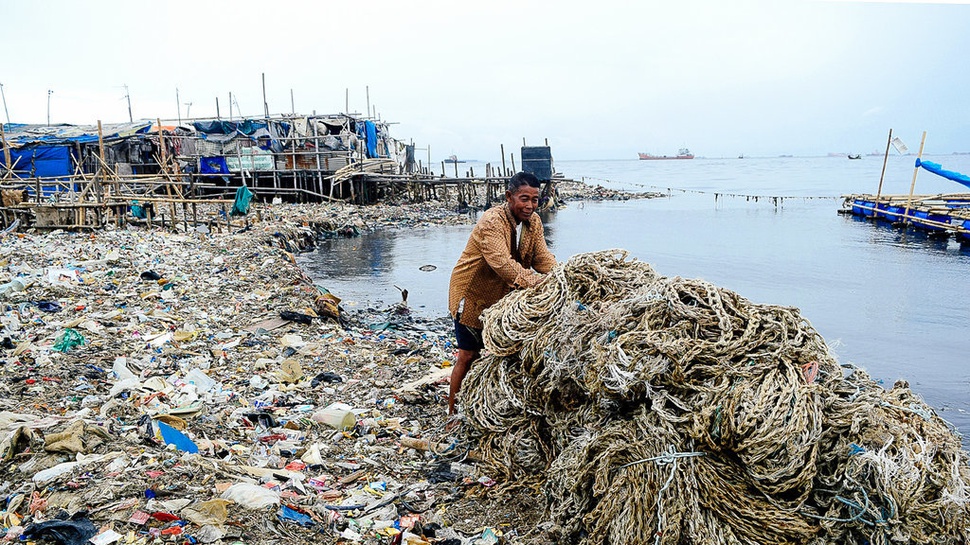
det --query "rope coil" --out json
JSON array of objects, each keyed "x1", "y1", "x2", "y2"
[{"x1": 461, "y1": 249, "x2": 970, "y2": 545}]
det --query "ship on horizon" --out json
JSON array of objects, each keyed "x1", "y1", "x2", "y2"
[{"x1": 639, "y1": 148, "x2": 694, "y2": 160}]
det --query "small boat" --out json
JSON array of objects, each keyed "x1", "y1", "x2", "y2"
[
  {"x1": 444, "y1": 154, "x2": 466, "y2": 164},
  {"x1": 639, "y1": 148, "x2": 694, "y2": 160},
  {"x1": 847, "y1": 154, "x2": 862, "y2": 160}
]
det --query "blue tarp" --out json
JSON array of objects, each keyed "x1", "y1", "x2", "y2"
[
  {"x1": 915, "y1": 158, "x2": 970, "y2": 190},
  {"x1": 200, "y1": 156, "x2": 230, "y2": 175},
  {"x1": 7, "y1": 145, "x2": 74, "y2": 178},
  {"x1": 193, "y1": 120, "x2": 268, "y2": 136},
  {"x1": 230, "y1": 185, "x2": 254, "y2": 216},
  {"x1": 364, "y1": 120, "x2": 378, "y2": 158}
]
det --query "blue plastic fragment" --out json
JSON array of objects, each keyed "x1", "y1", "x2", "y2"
[
  {"x1": 279, "y1": 505, "x2": 314, "y2": 527},
  {"x1": 156, "y1": 421, "x2": 199, "y2": 453}
]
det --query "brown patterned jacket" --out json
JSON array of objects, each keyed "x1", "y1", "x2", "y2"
[{"x1": 448, "y1": 203, "x2": 556, "y2": 330}]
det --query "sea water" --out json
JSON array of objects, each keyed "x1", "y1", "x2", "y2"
[{"x1": 299, "y1": 155, "x2": 970, "y2": 439}]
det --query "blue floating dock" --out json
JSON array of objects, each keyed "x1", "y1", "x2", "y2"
[{"x1": 842, "y1": 193, "x2": 970, "y2": 239}]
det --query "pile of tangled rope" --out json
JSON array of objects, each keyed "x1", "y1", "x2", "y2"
[{"x1": 461, "y1": 249, "x2": 969, "y2": 545}]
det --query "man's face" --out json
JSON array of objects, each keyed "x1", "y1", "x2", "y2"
[{"x1": 506, "y1": 185, "x2": 540, "y2": 223}]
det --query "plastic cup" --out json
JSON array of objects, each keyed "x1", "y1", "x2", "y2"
[{"x1": 311, "y1": 408, "x2": 356, "y2": 430}]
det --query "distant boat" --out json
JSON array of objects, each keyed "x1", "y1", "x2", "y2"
[
  {"x1": 444, "y1": 155, "x2": 466, "y2": 164},
  {"x1": 639, "y1": 148, "x2": 694, "y2": 160},
  {"x1": 847, "y1": 154, "x2": 862, "y2": 160},
  {"x1": 738, "y1": 154, "x2": 745, "y2": 159}
]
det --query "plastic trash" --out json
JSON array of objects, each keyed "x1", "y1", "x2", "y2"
[
  {"x1": 219, "y1": 483, "x2": 280, "y2": 509},
  {"x1": 156, "y1": 420, "x2": 199, "y2": 453},
  {"x1": 22, "y1": 513, "x2": 98, "y2": 545},
  {"x1": 36, "y1": 300, "x2": 63, "y2": 313},
  {"x1": 112, "y1": 356, "x2": 137, "y2": 381},
  {"x1": 184, "y1": 368, "x2": 217, "y2": 393},
  {"x1": 278, "y1": 505, "x2": 314, "y2": 527},
  {"x1": 311, "y1": 408, "x2": 356, "y2": 430},
  {"x1": 181, "y1": 499, "x2": 232, "y2": 526},
  {"x1": 46, "y1": 268, "x2": 79, "y2": 287},
  {"x1": 279, "y1": 310, "x2": 313, "y2": 325},
  {"x1": 53, "y1": 328, "x2": 85, "y2": 352},
  {"x1": 88, "y1": 529, "x2": 123, "y2": 545},
  {"x1": 310, "y1": 371, "x2": 343, "y2": 387},
  {"x1": 32, "y1": 461, "x2": 80, "y2": 483},
  {"x1": 0, "y1": 279, "x2": 26, "y2": 298},
  {"x1": 140, "y1": 270, "x2": 162, "y2": 281}
]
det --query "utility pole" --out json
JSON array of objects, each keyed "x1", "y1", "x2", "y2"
[
  {"x1": 176, "y1": 88, "x2": 181, "y2": 125},
  {"x1": 0, "y1": 82, "x2": 10, "y2": 124},
  {"x1": 184, "y1": 102, "x2": 193, "y2": 118},
  {"x1": 290, "y1": 88, "x2": 295, "y2": 115},
  {"x1": 47, "y1": 89, "x2": 53, "y2": 126},
  {"x1": 124, "y1": 84, "x2": 133, "y2": 122}
]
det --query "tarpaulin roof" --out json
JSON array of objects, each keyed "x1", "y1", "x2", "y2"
[{"x1": 1, "y1": 121, "x2": 153, "y2": 148}]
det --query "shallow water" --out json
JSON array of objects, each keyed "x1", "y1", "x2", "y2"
[{"x1": 300, "y1": 155, "x2": 970, "y2": 439}]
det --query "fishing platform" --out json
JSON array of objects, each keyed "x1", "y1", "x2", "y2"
[{"x1": 840, "y1": 130, "x2": 970, "y2": 244}]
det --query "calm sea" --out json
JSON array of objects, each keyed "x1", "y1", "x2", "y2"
[{"x1": 299, "y1": 155, "x2": 970, "y2": 439}]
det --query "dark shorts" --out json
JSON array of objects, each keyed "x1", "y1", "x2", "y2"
[{"x1": 454, "y1": 319, "x2": 485, "y2": 351}]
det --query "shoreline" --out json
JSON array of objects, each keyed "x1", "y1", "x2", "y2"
[{"x1": 0, "y1": 183, "x2": 656, "y2": 544}]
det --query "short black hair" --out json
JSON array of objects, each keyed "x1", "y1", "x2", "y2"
[{"x1": 507, "y1": 171, "x2": 541, "y2": 193}]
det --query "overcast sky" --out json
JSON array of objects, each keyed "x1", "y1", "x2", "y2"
[{"x1": 2, "y1": 0, "x2": 968, "y2": 160}]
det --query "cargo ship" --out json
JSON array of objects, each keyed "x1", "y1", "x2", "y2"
[{"x1": 638, "y1": 148, "x2": 694, "y2": 160}]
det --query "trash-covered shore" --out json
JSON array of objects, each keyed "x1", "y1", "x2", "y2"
[{"x1": 1, "y1": 181, "x2": 660, "y2": 545}]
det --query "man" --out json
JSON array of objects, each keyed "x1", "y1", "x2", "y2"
[{"x1": 447, "y1": 171, "x2": 557, "y2": 415}]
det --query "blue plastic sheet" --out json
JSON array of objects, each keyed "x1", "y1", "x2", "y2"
[
  {"x1": 230, "y1": 185, "x2": 254, "y2": 216},
  {"x1": 8, "y1": 145, "x2": 74, "y2": 178},
  {"x1": 279, "y1": 505, "x2": 314, "y2": 527},
  {"x1": 200, "y1": 156, "x2": 230, "y2": 175},
  {"x1": 157, "y1": 420, "x2": 199, "y2": 453},
  {"x1": 22, "y1": 514, "x2": 98, "y2": 545},
  {"x1": 915, "y1": 158, "x2": 970, "y2": 189},
  {"x1": 364, "y1": 120, "x2": 378, "y2": 158}
]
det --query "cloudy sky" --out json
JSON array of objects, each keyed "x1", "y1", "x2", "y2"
[{"x1": 1, "y1": 0, "x2": 968, "y2": 160}]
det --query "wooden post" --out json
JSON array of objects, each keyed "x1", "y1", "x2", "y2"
[
  {"x1": 0, "y1": 123, "x2": 11, "y2": 172},
  {"x1": 903, "y1": 131, "x2": 928, "y2": 223},
  {"x1": 500, "y1": 144, "x2": 506, "y2": 178},
  {"x1": 96, "y1": 121, "x2": 107, "y2": 203},
  {"x1": 453, "y1": 158, "x2": 458, "y2": 178},
  {"x1": 511, "y1": 153, "x2": 516, "y2": 173},
  {"x1": 157, "y1": 119, "x2": 178, "y2": 230},
  {"x1": 874, "y1": 128, "x2": 892, "y2": 212}
]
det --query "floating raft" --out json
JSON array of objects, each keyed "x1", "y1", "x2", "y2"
[{"x1": 840, "y1": 193, "x2": 970, "y2": 242}]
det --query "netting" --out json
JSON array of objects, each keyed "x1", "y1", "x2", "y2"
[{"x1": 461, "y1": 249, "x2": 970, "y2": 544}]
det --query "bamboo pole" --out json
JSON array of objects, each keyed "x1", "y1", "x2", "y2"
[
  {"x1": 96, "y1": 121, "x2": 107, "y2": 205},
  {"x1": 903, "y1": 131, "x2": 928, "y2": 224},
  {"x1": 500, "y1": 144, "x2": 506, "y2": 177},
  {"x1": 0, "y1": 123, "x2": 11, "y2": 173},
  {"x1": 157, "y1": 119, "x2": 179, "y2": 229},
  {"x1": 874, "y1": 128, "x2": 892, "y2": 208}
]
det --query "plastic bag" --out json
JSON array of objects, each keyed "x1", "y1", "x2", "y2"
[
  {"x1": 220, "y1": 483, "x2": 280, "y2": 509},
  {"x1": 53, "y1": 329, "x2": 85, "y2": 353}
]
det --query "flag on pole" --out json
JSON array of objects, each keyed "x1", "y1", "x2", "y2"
[{"x1": 891, "y1": 136, "x2": 909, "y2": 155}]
